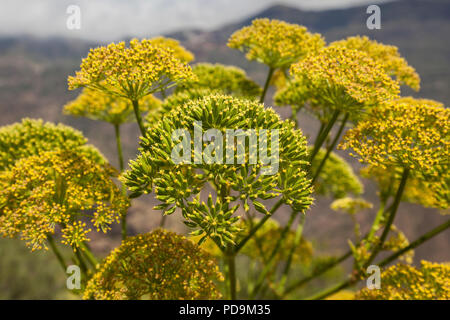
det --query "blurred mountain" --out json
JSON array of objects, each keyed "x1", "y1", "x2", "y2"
[
  {"x1": 169, "y1": 0, "x2": 450, "y2": 104},
  {"x1": 0, "y1": 0, "x2": 448, "y2": 263}
]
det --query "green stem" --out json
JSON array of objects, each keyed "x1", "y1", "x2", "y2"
[
  {"x1": 159, "y1": 215, "x2": 167, "y2": 228},
  {"x1": 74, "y1": 249, "x2": 88, "y2": 276},
  {"x1": 250, "y1": 210, "x2": 299, "y2": 298},
  {"x1": 309, "y1": 110, "x2": 340, "y2": 162},
  {"x1": 378, "y1": 218, "x2": 450, "y2": 266},
  {"x1": 226, "y1": 250, "x2": 237, "y2": 300},
  {"x1": 114, "y1": 123, "x2": 128, "y2": 240},
  {"x1": 259, "y1": 67, "x2": 274, "y2": 103},
  {"x1": 47, "y1": 235, "x2": 67, "y2": 272},
  {"x1": 311, "y1": 113, "x2": 349, "y2": 184},
  {"x1": 278, "y1": 213, "x2": 305, "y2": 290},
  {"x1": 282, "y1": 250, "x2": 352, "y2": 297},
  {"x1": 132, "y1": 99, "x2": 146, "y2": 136},
  {"x1": 114, "y1": 124, "x2": 124, "y2": 171},
  {"x1": 281, "y1": 202, "x2": 394, "y2": 297},
  {"x1": 366, "y1": 199, "x2": 387, "y2": 245},
  {"x1": 234, "y1": 199, "x2": 283, "y2": 253},
  {"x1": 365, "y1": 168, "x2": 409, "y2": 266},
  {"x1": 307, "y1": 218, "x2": 450, "y2": 300},
  {"x1": 79, "y1": 242, "x2": 99, "y2": 268}
]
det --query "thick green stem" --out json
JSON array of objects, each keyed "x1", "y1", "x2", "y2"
[
  {"x1": 307, "y1": 218, "x2": 450, "y2": 300},
  {"x1": 311, "y1": 113, "x2": 349, "y2": 184},
  {"x1": 259, "y1": 67, "x2": 274, "y2": 103},
  {"x1": 309, "y1": 110, "x2": 340, "y2": 162},
  {"x1": 132, "y1": 99, "x2": 146, "y2": 136},
  {"x1": 47, "y1": 235, "x2": 67, "y2": 272},
  {"x1": 226, "y1": 250, "x2": 237, "y2": 300},
  {"x1": 159, "y1": 215, "x2": 167, "y2": 228},
  {"x1": 234, "y1": 199, "x2": 283, "y2": 253}
]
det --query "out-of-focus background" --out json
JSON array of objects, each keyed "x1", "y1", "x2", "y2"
[{"x1": 0, "y1": 0, "x2": 449, "y2": 299}]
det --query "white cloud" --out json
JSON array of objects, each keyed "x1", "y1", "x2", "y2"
[{"x1": 0, "y1": 0, "x2": 389, "y2": 41}]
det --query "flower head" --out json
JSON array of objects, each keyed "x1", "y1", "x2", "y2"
[
  {"x1": 288, "y1": 47, "x2": 400, "y2": 120},
  {"x1": 356, "y1": 261, "x2": 450, "y2": 300},
  {"x1": 340, "y1": 97, "x2": 449, "y2": 173},
  {"x1": 64, "y1": 88, "x2": 161, "y2": 125},
  {"x1": 83, "y1": 229, "x2": 223, "y2": 300},
  {"x1": 175, "y1": 63, "x2": 262, "y2": 99},
  {"x1": 0, "y1": 150, "x2": 129, "y2": 251},
  {"x1": 0, "y1": 118, "x2": 104, "y2": 170},
  {"x1": 228, "y1": 18, "x2": 324, "y2": 69},
  {"x1": 330, "y1": 36, "x2": 420, "y2": 90},
  {"x1": 68, "y1": 39, "x2": 195, "y2": 100},
  {"x1": 147, "y1": 36, "x2": 194, "y2": 63},
  {"x1": 123, "y1": 94, "x2": 313, "y2": 247}
]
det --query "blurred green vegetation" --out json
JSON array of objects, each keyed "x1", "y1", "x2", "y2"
[{"x1": 0, "y1": 238, "x2": 74, "y2": 299}]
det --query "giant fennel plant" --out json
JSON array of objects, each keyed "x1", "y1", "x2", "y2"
[{"x1": 0, "y1": 21, "x2": 449, "y2": 301}]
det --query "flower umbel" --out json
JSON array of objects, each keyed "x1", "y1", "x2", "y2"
[
  {"x1": 175, "y1": 63, "x2": 262, "y2": 99},
  {"x1": 228, "y1": 18, "x2": 324, "y2": 70},
  {"x1": 330, "y1": 36, "x2": 420, "y2": 91},
  {"x1": 68, "y1": 38, "x2": 195, "y2": 100},
  {"x1": 0, "y1": 150, "x2": 129, "y2": 251},
  {"x1": 147, "y1": 36, "x2": 194, "y2": 63},
  {"x1": 83, "y1": 229, "x2": 223, "y2": 300},
  {"x1": 288, "y1": 47, "x2": 400, "y2": 120},
  {"x1": 340, "y1": 97, "x2": 449, "y2": 172},
  {"x1": 356, "y1": 261, "x2": 450, "y2": 300},
  {"x1": 122, "y1": 94, "x2": 313, "y2": 247},
  {"x1": 0, "y1": 118, "x2": 104, "y2": 170}
]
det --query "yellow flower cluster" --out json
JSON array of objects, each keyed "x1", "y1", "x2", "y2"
[
  {"x1": 356, "y1": 261, "x2": 450, "y2": 300},
  {"x1": 289, "y1": 47, "x2": 400, "y2": 116},
  {"x1": 147, "y1": 36, "x2": 194, "y2": 63},
  {"x1": 340, "y1": 97, "x2": 449, "y2": 173},
  {"x1": 68, "y1": 38, "x2": 195, "y2": 100},
  {"x1": 0, "y1": 118, "x2": 104, "y2": 170},
  {"x1": 175, "y1": 63, "x2": 262, "y2": 99},
  {"x1": 83, "y1": 229, "x2": 223, "y2": 300},
  {"x1": 382, "y1": 225, "x2": 414, "y2": 264},
  {"x1": 0, "y1": 150, "x2": 129, "y2": 251},
  {"x1": 64, "y1": 88, "x2": 161, "y2": 125},
  {"x1": 330, "y1": 36, "x2": 420, "y2": 91},
  {"x1": 228, "y1": 18, "x2": 324, "y2": 69}
]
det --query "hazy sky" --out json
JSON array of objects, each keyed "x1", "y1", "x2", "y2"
[{"x1": 0, "y1": 0, "x2": 387, "y2": 41}]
